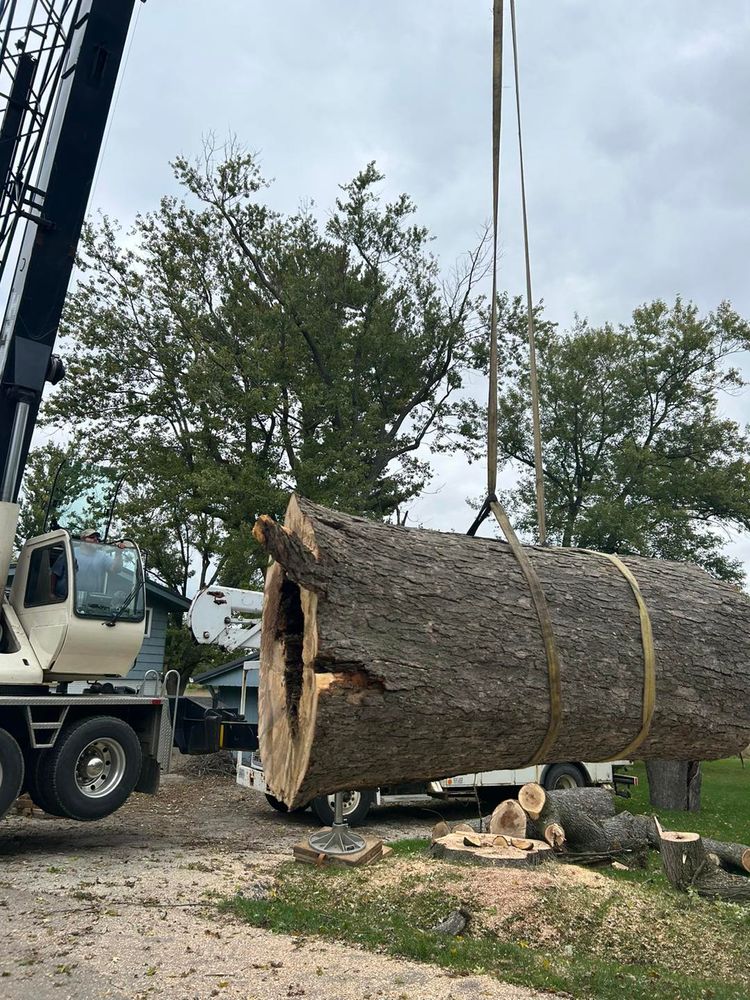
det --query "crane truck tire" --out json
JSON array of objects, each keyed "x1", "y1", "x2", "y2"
[
  {"x1": 24, "y1": 750, "x2": 67, "y2": 817},
  {"x1": 311, "y1": 789, "x2": 374, "y2": 827},
  {"x1": 0, "y1": 728, "x2": 25, "y2": 821},
  {"x1": 37, "y1": 716, "x2": 143, "y2": 821}
]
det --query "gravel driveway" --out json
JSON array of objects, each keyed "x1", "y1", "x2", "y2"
[{"x1": 0, "y1": 769, "x2": 549, "y2": 1000}]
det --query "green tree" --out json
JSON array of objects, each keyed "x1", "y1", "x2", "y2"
[
  {"x1": 460, "y1": 295, "x2": 750, "y2": 583},
  {"x1": 42, "y1": 145, "x2": 485, "y2": 594}
]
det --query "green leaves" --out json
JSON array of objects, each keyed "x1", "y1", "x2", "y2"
[
  {"x1": 35, "y1": 145, "x2": 483, "y2": 592},
  {"x1": 487, "y1": 296, "x2": 750, "y2": 582}
]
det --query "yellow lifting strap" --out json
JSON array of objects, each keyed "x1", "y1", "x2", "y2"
[
  {"x1": 579, "y1": 549, "x2": 657, "y2": 759},
  {"x1": 489, "y1": 501, "x2": 562, "y2": 765},
  {"x1": 486, "y1": 0, "x2": 561, "y2": 766}
]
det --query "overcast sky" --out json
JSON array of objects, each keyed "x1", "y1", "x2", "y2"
[{"x1": 81, "y1": 1, "x2": 750, "y2": 559}]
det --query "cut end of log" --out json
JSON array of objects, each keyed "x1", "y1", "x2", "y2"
[
  {"x1": 518, "y1": 782, "x2": 546, "y2": 820},
  {"x1": 544, "y1": 822, "x2": 566, "y2": 849},
  {"x1": 489, "y1": 799, "x2": 527, "y2": 838},
  {"x1": 660, "y1": 831, "x2": 701, "y2": 843},
  {"x1": 743, "y1": 848, "x2": 750, "y2": 873},
  {"x1": 257, "y1": 497, "x2": 387, "y2": 807}
]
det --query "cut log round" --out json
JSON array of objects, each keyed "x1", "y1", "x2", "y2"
[
  {"x1": 489, "y1": 800, "x2": 527, "y2": 838},
  {"x1": 255, "y1": 496, "x2": 750, "y2": 808},
  {"x1": 430, "y1": 833, "x2": 553, "y2": 868},
  {"x1": 431, "y1": 820, "x2": 450, "y2": 843},
  {"x1": 510, "y1": 837, "x2": 535, "y2": 851},
  {"x1": 518, "y1": 782, "x2": 545, "y2": 820}
]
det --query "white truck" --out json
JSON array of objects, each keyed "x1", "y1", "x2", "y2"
[{"x1": 190, "y1": 586, "x2": 636, "y2": 827}]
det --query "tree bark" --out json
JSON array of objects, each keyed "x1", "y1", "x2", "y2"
[
  {"x1": 646, "y1": 760, "x2": 702, "y2": 811},
  {"x1": 254, "y1": 496, "x2": 750, "y2": 808}
]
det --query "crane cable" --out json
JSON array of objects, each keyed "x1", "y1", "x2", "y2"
[
  {"x1": 471, "y1": 0, "x2": 562, "y2": 767},
  {"x1": 509, "y1": 0, "x2": 546, "y2": 544}
]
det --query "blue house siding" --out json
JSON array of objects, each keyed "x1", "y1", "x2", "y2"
[{"x1": 128, "y1": 604, "x2": 169, "y2": 682}]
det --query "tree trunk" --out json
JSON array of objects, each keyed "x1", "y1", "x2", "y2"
[
  {"x1": 659, "y1": 830, "x2": 750, "y2": 902},
  {"x1": 254, "y1": 496, "x2": 750, "y2": 808},
  {"x1": 516, "y1": 788, "x2": 750, "y2": 876},
  {"x1": 646, "y1": 760, "x2": 702, "y2": 811}
]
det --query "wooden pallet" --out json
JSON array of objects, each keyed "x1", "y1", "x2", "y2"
[{"x1": 293, "y1": 833, "x2": 390, "y2": 868}]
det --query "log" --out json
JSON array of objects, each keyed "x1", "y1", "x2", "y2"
[
  {"x1": 703, "y1": 838, "x2": 750, "y2": 876},
  {"x1": 489, "y1": 800, "x2": 527, "y2": 838},
  {"x1": 525, "y1": 787, "x2": 616, "y2": 845},
  {"x1": 659, "y1": 830, "x2": 750, "y2": 902},
  {"x1": 255, "y1": 496, "x2": 750, "y2": 808},
  {"x1": 518, "y1": 782, "x2": 545, "y2": 819}
]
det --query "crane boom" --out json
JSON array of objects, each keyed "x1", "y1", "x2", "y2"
[{"x1": 0, "y1": 0, "x2": 139, "y2": 504}]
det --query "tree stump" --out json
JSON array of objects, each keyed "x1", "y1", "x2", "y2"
[
  {"x1": 254, "y1": 496, "x2": 750, "y2": 808},
  {"x1": 430, "y1": 833, "x2": 553, "y2": 867},
  {"x1": 659, "y1": 830, "x2": 750, "y2": 902}
]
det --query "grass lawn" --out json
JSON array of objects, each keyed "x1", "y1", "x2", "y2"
[{"x1": 224, "y1": 760, "x2": 750, "y2": 1000}]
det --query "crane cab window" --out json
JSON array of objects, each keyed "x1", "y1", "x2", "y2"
[
  {"x1": 71, "y1": 539, "x2": 145, "y2": 622},
  {"x1": 24, "y1": 543, "x2": 68, "y2": 607}
]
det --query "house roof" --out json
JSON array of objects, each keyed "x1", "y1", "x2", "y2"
[
  {"x1": 195, "y1": 651, "x2": 259, "y2": 685},
  {"x1": 145, "y1": 577, "x2": 190, "y2": 612}
]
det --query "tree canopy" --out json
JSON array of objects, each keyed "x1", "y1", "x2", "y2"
[
  {"x1": 41, "y1": 147, "x2": 486, "y2": 594},
  {"x1": 458, "y1": 295, "x2": 750, "y2": 583}
]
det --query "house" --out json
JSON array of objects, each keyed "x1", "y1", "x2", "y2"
[
  {"x1": 128, "y1": 577, "x2": 191, "y2": 684},
  {"x1": 190, "y1": 652, "x2": 260, "y2": 721}
]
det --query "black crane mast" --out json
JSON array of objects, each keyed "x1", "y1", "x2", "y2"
[{"x1": 0, "y1": 0, "x2": 140, "y2": 505}]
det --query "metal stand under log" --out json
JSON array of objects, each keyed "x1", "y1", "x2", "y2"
[{"x1": 308, "y1": 791, "x2": 366, "y2": 855}]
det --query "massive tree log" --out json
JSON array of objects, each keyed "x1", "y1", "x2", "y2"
[{"x1": 254, "y1": 496, "x2": 750, "y2": 808}]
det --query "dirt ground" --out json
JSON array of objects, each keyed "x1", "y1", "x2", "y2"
[{"x1": 0, "y1": 768, "x2": 548, "y2": 1000}]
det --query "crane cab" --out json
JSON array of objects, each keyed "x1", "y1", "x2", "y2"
[{"x1": 7, "y1": 530, "x2": 146, "y2": 681}]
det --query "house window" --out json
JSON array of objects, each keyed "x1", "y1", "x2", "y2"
[{"x1": 144, "y1": 607, "x2": 153, "y2": 638}]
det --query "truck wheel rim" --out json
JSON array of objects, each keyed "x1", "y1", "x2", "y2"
[
  {"x1": 326, "y1": 790, "x2": 361, "y2": 815},
  {"x1": 554, "y1": 774, "x2": 579, "y2": 790},
  {"x1": 74, "y1": 738, "x2": 126, "y2": 798}
]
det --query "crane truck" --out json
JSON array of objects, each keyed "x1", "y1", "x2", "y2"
[{"x1": 0, "y1": 1, "x2": 255, "y2": 825}]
